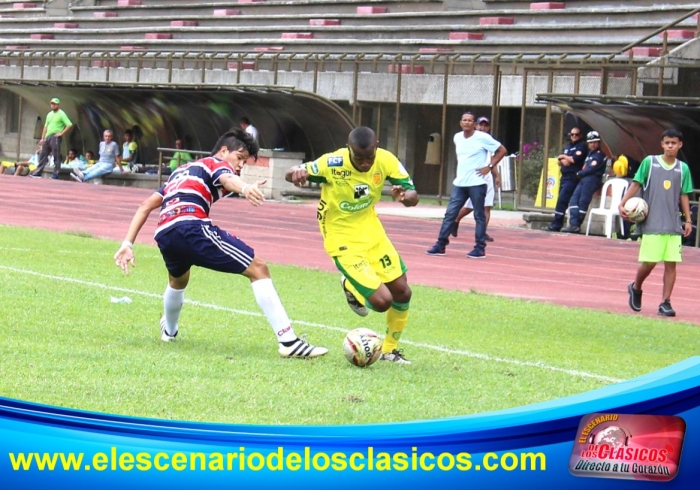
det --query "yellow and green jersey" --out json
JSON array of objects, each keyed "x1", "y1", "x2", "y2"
[{"x1": 305, "y1": 148, "x2": 415, "y2": 256}]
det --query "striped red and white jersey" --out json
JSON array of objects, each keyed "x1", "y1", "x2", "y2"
[{"x1": 154, "y1": 156, "x2": 236, "y2": 238}]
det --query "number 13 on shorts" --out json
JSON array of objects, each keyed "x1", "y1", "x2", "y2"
[{"x1": 334, "y1": 236, "x2": 407, "y2": 298}]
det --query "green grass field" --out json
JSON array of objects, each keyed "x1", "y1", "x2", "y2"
[{"x1": 0, "y1": 225, "x2": 697, "y2": 426}]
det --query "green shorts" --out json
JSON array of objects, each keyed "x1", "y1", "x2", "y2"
[{"x1": 638, "y1": 234, "x2": 682, "y2": 263}]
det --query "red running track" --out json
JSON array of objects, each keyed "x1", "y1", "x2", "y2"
[{"x1": 1, "y1": 176, "x2": 698, "y2": 325}]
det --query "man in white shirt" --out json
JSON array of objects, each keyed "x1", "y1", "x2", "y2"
[
  {"x1": 451, "y1": 116, "x2": 501, "y2": 242},
  {"x1": 426, "y1": 112, "x2": 507, "y2": 259},
  {"x1": 239, "y1": 117, "x2": 259, "y2": 144}
]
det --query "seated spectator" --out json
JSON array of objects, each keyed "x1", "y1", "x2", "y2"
[
  {"x1": 60, "y1": 148, "x2": 88, "y2": 170},
  {"x1": 71, "y1": 130, "x2": 121, "y2": 183},
  {"x1": 85, "y1": 150, "x2": 96, "y2": 166},
  {"x1": 169, "y1": 138, "x2": 194, "y2": 171},
  {"x1": 120, "y1": 129, "x2": 138, "y2": 172},
  {"x1": 3, "y1": 148, "x2": 47, "y2": 176}
]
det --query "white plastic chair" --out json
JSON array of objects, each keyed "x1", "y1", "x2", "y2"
[{"x1": 585, "y1": 178, "x2": 629, "y2": 239}]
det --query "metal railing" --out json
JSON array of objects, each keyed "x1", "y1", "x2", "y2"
[{"x1": 155, "y1": 147, "x2": 208, "y2": 187}]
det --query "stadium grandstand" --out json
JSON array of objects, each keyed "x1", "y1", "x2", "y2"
[{"x1": 1, "y1": 0, "x2": 699, "y2": 207}]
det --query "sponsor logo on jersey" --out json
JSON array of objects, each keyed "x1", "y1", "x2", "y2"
[
  {"x1": 372, "y1": 172, "x2": 382, "y2": 186},
  {"x1": 354, "y1": 184, "x2": 369, "y2": 199},
  {"x1": 333, "y1": 179, "x2": 349, "y2": 186},
  {"x1": 309, "y1": 161, "x2": 319, "y2": 174},
  {"x1": 332, "y1": 168, "x2": 351, "y2": 178},
  {"x1": 328, "y1": 156, "x2": 344, "y2": 167},
  {"x1": 340, "y1": 200, "x2": 372, "y2": 212}
]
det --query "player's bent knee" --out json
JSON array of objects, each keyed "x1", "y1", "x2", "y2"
[
  {"x1": 367, "y1": 288, "x2": 394, "y2": 312},
  {"x1": 243, "y1": 256, "x2": 271, "y2": 281},
  {"x1": 395, "y1": 285, "x2": 412, "y2": 304}
]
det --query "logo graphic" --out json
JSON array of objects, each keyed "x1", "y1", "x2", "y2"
[
  {"x1": 332, "y1": 168, "x2": 351, "y2": 179},
  {"x1": 328, "y1": 156, "x2": 344, "y2": 167},
  {"x1": 340, "y1": 201, "x2": 372, "y2": 213},
  {"x1": 664, "y1": 180, "x2": 672, "y2": 190},
  {"x1": 309, "y1": 161, "x2": 319, "y2": 174},
  {"x1": 354, "y1": 184, "x2": 369, "y2": 199},
  {"x1": 372, "y1": 172, "x2": 382, "y2": 186},
  {"x1": 569, "y1": 413, "x2": 685, "y2": 482},
  {"x1": 546, "y1": 177, "x2": 556, "y2": 199}
]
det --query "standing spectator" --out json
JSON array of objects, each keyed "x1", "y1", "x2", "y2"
[
  {"x1": 120, "y1": 129, "x2": 139, "y2": 172},
  {"x1": 620, "y1": 128, "x2": 694, "y2": 317},
  {"x1": 561, "y1": 131, "x2": 607, "y2": 233},
  {"x1": 285, "y1": 126, "x2": 418, "y2": 363},
  {"x1": 29, "y1": 97, "x2": 73, "y2": 180},
  {"x1": 113, "y1": 128, "x2": 327, "y2": 358},
  {"x1": 426, "y1": 112, "x2": 507, "y2": 258},
  {"x1": 451, "y1": 116, "x2": 501, "y2": 242},
  {"x1": 239, "y1": 117, "x2": 259, "y2": 143},
  {"x1": 169, "y1": 138, "x2": 194, "y2": 171},
  {"x1": 544, "y1": 127, "x2": 589, "y2": 231},
  {"x1": 71, "y1": 130, "x2": 120, "y2": 183}
]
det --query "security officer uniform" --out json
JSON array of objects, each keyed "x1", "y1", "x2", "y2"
[
  {"x1": 546, "y1": 133, "x2": 588, "y2": 230},
  {"x1": 562, "y1": 131, "x2": 607, "y2": 232}
]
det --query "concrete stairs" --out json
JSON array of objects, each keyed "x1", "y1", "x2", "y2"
[{"x1": 0, "y1": 0, "x2": 697, "y2": 56}]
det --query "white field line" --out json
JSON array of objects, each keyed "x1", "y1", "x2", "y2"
[{"x1": 0, "y1": 265, "x2": 623, "y2": 384}]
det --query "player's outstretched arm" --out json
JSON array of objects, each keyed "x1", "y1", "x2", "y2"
[
  {"x1": 115, "y1": 192, "x2": 163, "y2": 275},
  {"x1": 220, "y1": 173, "x2": 266, "y2": 206},
  {"x1": 285, "y1": 164, "x2": 309, "y2": 187},
  {"x1": 391, "y1": 186, "x2": 419, "y2": 207}
]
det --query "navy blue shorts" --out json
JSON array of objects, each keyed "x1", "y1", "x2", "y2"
[{"x1": 156, "y1": 222, "x2": 255, "y2": 278}]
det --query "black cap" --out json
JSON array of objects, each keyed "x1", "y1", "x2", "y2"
[{"x1": 476, "y1": 116, "x2": 490, "y2": 125}]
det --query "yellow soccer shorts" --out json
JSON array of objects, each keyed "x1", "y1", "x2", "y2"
[
  {"x1": 638, "y1": 234, "x2": 682, "y2": 263},
  {"x1": 333, "y1": 235, "x2": 408, "y2": 300}
]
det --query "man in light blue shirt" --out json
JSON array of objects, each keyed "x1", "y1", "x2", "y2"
[{"x1": 427, "y1": 112, "x2": 507, "y2": 258}]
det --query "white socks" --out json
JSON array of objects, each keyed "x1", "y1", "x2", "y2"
[
  {"x1": 251, "y1": 278, "x2": 297, "y2": 343},
  {"x1": 163, "y1": 285, "x2": 185, "y2": 336}
]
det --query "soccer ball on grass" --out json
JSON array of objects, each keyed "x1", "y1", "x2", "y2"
[{"x1": 343, "y1": 328, "x2": 383, "y2": 367}]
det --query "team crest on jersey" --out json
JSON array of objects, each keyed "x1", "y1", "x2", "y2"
[
  {"x1": 354, "y1": 184, "x2": 370, "y2": 199},
  {"x1": 664, "y1": 180, "x2": 672, "y2": 190},
  {"x1": 372, "y1": 172, "x2": 382, "y2": 186},
  {"x1": 328, "y1": 156, "x2": 344, "y2": 167}
]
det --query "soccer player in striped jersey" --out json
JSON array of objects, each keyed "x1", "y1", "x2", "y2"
[
  {"x1": 114, "y1": 128, "x2": 327, "y2": 358},
  {"x1": 285, "y1": 126, "x2": 419, "y2": 364}
]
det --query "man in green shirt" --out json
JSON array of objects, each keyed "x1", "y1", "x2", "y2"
[
  {"x1": 30, "y1": 97, "x2": 73, "y2": 180},
  {"x1": 168, "y1": 138, "x2": 194, "y2": 171}
]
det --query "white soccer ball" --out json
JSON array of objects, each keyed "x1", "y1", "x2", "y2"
[
  {"x1": 343, "y1": 328, "x2": 383, "y2": 367},
  {"x1": 624, "y1": 197, "x2": 649, "y2": 223}
]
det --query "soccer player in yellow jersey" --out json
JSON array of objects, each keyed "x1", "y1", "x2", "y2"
[{"x1": 286, "y1": 127, "x2": 419, "y2": 364}]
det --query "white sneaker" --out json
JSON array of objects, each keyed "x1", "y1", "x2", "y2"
[
  {"x1": 73, "y1": 167, "x2": 84, "y2": 180},
  {"x1": 341, "y1": 276, "x2": 369, "y2": 317},
  {"x1": 160, "y1": 316, "x2": 178, "y2": 342},
  {"x1": 278, "y1": 334, "x2": 328, "y2": 358},
  {"x1": 380, "y1": 349, "x2": 411, "y2": 364},
  {"x1": 69, "y1": 173, "x2": 82, "y2": 182}
]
